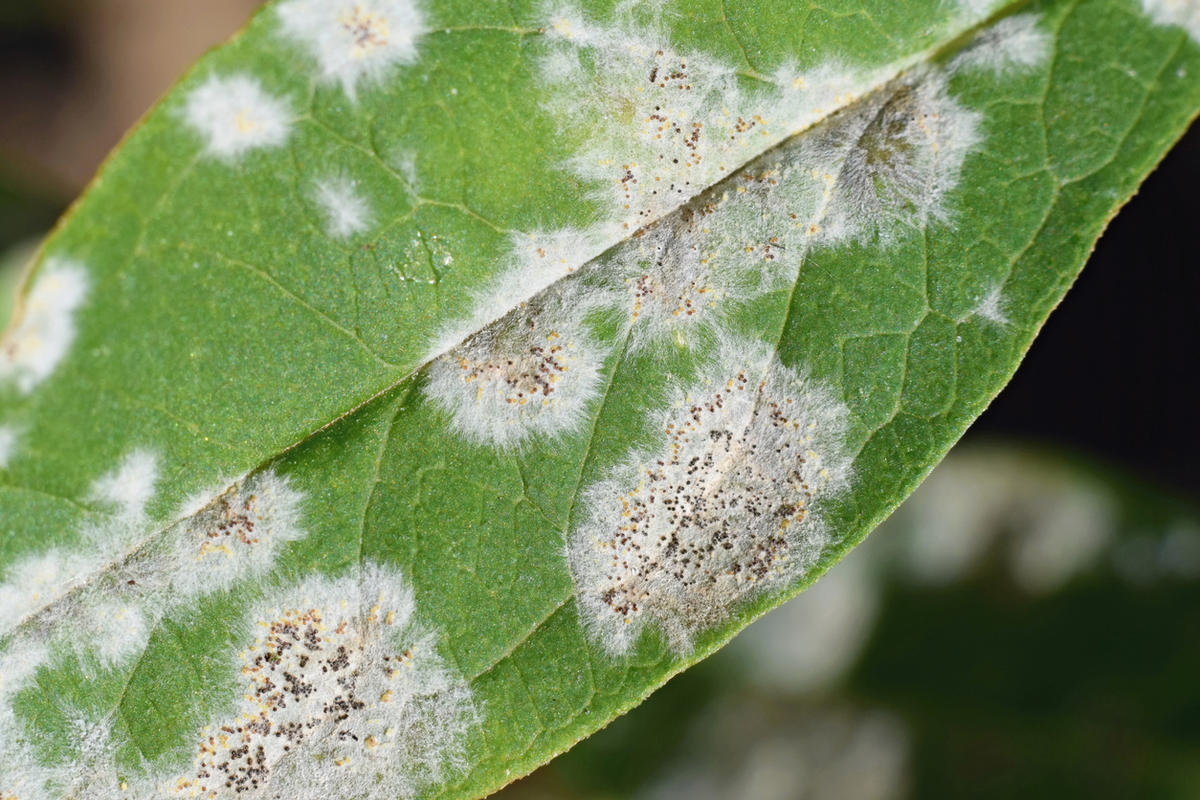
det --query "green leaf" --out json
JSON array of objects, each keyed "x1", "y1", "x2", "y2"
[{"x1": 0, "y1": 0, "x2": 1196, "y2": 797}]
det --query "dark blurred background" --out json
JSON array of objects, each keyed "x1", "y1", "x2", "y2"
[{"x1": 2, "y1": 3, "x2": 1197, "y2": 798}]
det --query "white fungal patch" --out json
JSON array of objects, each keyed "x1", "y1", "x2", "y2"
[
  {"x1": 570, "y1": 335, "x2": 851, "y2": 654},
  {"x1": 277, "y1": 0, "x2": 427, "y2": 98},
  {"x1": 953, "y1": 0, "x2": 1005, "y2": 20},
  {"x1": 0, "y1": 425, "x2": 16, "y2": 468},
  {"x1": 78, "y1": 599, "x2": 150, "y2": 667},
  {"x1": 950, "y1": 13, "x2": 1052, "y2": 75},
  {"x1": 0, "y1": 259, "x2": 88, "y2": 394},
  {"x1": 0, "y1": 548, "x2": 90, "y2": 637},
  {"x1": 426, "y1": 227, "x2": 609, "y2": 362},
  {"x1": 314, "y1": 176, "x2": 372, "y2": 238},
  {"x1": 539, "y1": 5, "x2": 870, "y2": 234},
  {"x1": 0, "y1": 448, "x2": 161, "y2": 639},
  {"x1": 167, "y1": 470, "x2": 304, "y2": 598},
  {"x1": 616, "y1": 223, "x2": 734, "y2": 351},
  {"x1": 796, "y1": 69, "x2": 982, "y2": 243},
  {"x1": 424, "y1": 287, "x2": 607, "y2": 448},
  {"x1": 164, "y1": 563, "x2": 475, "y2": 799},
  {"x1": 0, "y1": 641, "x2": 51, "y2": 800},
  {"x1": 1141, "y1": 0, "x2": 1200, "y2": 42},
  {"x1": 91, "y1": 449, "x2": 159, "y2": 520},
  {"x1": 965, "y1": 284, "x2": 1009, "y2": 325},
  {"x1": 603, "y1": 175, "x2": 789, "y2": 351},
  {"x1": 592, "y1": 66, "x2": 983, "y2": 349},
  {"x1": 182, "y1": 74, "x2": 292, "y2": 161}
]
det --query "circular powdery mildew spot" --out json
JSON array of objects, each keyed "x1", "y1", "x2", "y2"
[
  {"x1": 169, "y1": 470, "x2": 304, "y2": 598},
  {"x1": 277, "y1": 0, "x2": 427, "y2": 98},
  {"x1": 0, "y1": 258, "x2": 88, "y2": 395},
  {"x1": 570, "y1": 336, "x2": 852, "y2": 654},
  {"x1": 424, "y1": 294, "x2": 607, "y2": 449},
  {"x1": 1140, "y1": 0, "x2": 1200, "y2": 42},
  {"x1": 166, "y1": 564, "x2": 474, "y2": 799},
  {"x1": 181, "y1": 74, "x2": 292, "y2": 161}
]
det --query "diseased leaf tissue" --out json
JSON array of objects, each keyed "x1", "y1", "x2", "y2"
[{"x1": 1, "y1": 0, "x2": 1198, "y2": 798}]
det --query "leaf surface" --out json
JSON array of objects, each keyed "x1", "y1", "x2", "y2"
[{"x1": 1, "y1": 0, "x2": 1198, "y2": 797}]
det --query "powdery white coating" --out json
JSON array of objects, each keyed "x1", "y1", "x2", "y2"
[
  {"x1": 277, "y1": 0, "x2": 427, "y2": 98},
  {"x1": 1141, "y1": 0, "x2": 1200, "y2": 42},
  {"x1": 163, "y1": 563, "x2": 475, "y2": 799},
  {"x1": 0, "y1": 446, "x2": 163, "y2": 639},
  {"x1": 0, "y1": 641, "x2": 52, "y2": 800},
  {"x1": 0, "y1": 425, "x2": 16, "y2": 468},
  {"x1": 91, "y1": 449, "x2": 159, "y2": 520},
  {"x1": 0, "y1": 469, "x2": 316, "y2": 799},
  {"x1": 0, "y1": 258, "x2": 88, "y2": 394},
  {"x1": 0, "y1": 463, "x2": 305, "y2": 686},
  {"x1": 594, "y1": 67, "x2": 987, "y2": 352},
  {"x1": 540, "y1": 5, "x2": 873, "y2": 235},
  {"x1": 570, "y1": 335, "x2": 852, "y2": 654},
  {"x1": 965, "y1": 284, "x2": 1009, "y2": 325},
  {"x1": 424, "y1": 290, "x2": 607, "y2": 448},
  {"x1": 0, "y1": 548, "x2": 94, "y2": 637},
  {"x1": 426, "y1": 227, "x2": 612, "y2": 362},
  {"x1": 167, "y1": 470, "x2": 305, "y2": 598},
  {"x1": 603, "y1": 165, "x2": 807, "y2": 351},
  {"x1": 951, "y1": 0, "x2": 1005, "y2": 20},
  {"x1": 314, "y1": 176, "x2": 372, "y2": 237},
  {"x1": 182, "y1": 74, "x2": 292, "y2": 161},
  {"x1": 795, "y1": 68, "x2": 982, "y2": 243},
  {"x1": 0, "y1": 704, "x2": 132, "y2": 800},
  {"x1": 432, "y1": 9, "x2": 987, "y2": 382},
  {"x1": 77, "y1": 599, "x2": 150, "y2": 667},
  {"x1": 950, "y1": 13, "x2": 1053, "y2": 75}
]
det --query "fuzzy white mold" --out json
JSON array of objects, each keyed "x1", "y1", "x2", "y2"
[
  {"x1": 795, "y1": 68, "x2": 982, "y2": 243},
  {"x1": 951, "y1": 13, "x2": 1052, "y2": 75},
  {"x1": 277, "y1": 0, "x2": 427, "y2": 98},
  {"x1": 167, "y1": 470, "x2": 305, "y2": 598},
  {"x1": 964, "y1": 284, "x2": 1009, "y2": 325},
  {"x1": 314, "y1": 176, "x2": 372, "y2": 237},
  {"x1": 0, "y1": 259, "x2": 88, "y2": 394},
  {"x1": 80, "y1": 600, "x2": 151, "y2": 667},
  {"x1": 91, "y1": 449, "x2": 159, "y2": 520},
  {"x1": 604, "y1": 179, "x2": 782, "y2": 351},
  {"x1": 539, "y1": 6, "x2": 872, "y2": 235},
  {"x1": 0, "y1": 641, "x2": 51, "y2": 800},
  {"x1": 182, "y1": 74, "x2": 292, "y2": 161},
  {"x1": 569, "y1": 335, "x2": 851, "y2": 654},
  {"x1": 426, "y1": 227, "x2": 611, "y2": 362},
  {"x1": 0, "y1": 548, "x2": 92, "y2": 637},
  {"x1": 0, "y1": 448, "x2": 160, "y2": 639},
  {"x1": 596, "y1": 64, "x2": 984, "y2": 348},
  {"x1": 425, "y1": 282, "x2": 607, "y2": 448},
  {"x1": 1141, "y1": 0, "x2": 1200, "y2": 42},
  {"x1": 953, "y1": 0, "x2": 1005, "y2": 19},
  {"x1": 164, "y1": 563, "x2": 475, "y2": 799}
]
